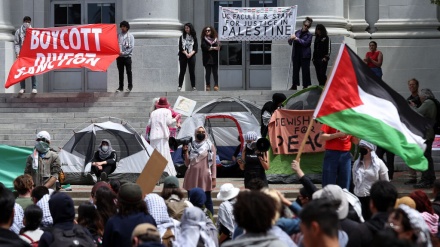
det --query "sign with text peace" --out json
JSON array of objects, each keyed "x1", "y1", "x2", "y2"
[
  {"x1": 5, "y1": 24, "x2": 120, "y2": 88},
  {"x1": 268, "y1": 109, "x2": 325, "y2": 155},
  {"x1": 219, "y1": 6, "x2": 297, "y2": 41}
]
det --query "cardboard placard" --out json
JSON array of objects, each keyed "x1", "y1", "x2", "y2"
[
  {"x1": 136, "y1": 149, "x2": 168, "y2": 196},
  {"x1": 173, "y1": 96, "x2": 197, "y2": 117}
]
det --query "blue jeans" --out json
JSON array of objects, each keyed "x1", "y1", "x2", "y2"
[
  {"x1": 20, "y1": 76, "x2": 37, "y2": 89},
  {"x1": 322, "y1": 150, "x2": 352, "y2": 189}
]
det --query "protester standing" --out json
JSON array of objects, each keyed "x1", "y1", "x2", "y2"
[
  {"x1": 318, "y1": 125, "x2": 355, "y2": 190},
  {"x1": 237, "y1": 131, "x2": 269, "y2": 189},
  {"x1": 363, "y1": 41, "x2": 383, "y2": 78},
  {"x1": 201, "y1": 26, "x2": 220, "y2": 91},
  {"x1": 182, "y1": 126, "x2": 216, "y2": 215},
  {"x1": 288, "y1": 17, "x2": 313, "y2": 90},
  {"x1": 24, "y1": 131, "x2": 61, "y2": 190},
  {"x1": 116, "y1": 20, "x2": 134, "y2": 92},
  {"x1": 15, "y1": 16, "x2": 37, "y2": 94},
  {"x1": 312, "y1": 24, "x2": 331, "y2": 86},
  {"x1": 148, "y1": 97, "x2": 179, "y2": 177},
  {"x1": 412, "y1": 88, "x2": 437, "y2": 189},
  {"x1": 352, "y1": 140, "x2": 389, "y2": 220},
  {"x1": 178, "y1": 23, "x2": 198, "y2": 91}
]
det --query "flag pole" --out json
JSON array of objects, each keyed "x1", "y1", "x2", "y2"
[{"x1": 294, "y1": 118, "x2": 315, "y2": 161}]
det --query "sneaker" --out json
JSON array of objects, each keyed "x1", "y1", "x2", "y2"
[
  {"x1": 19, "y1": 89, "x2": 25, "y2": 94},
  {"x1": 403, "y1": 178, "x2": 417, "y2": 185},
  {"x1": 213, "y1": 86, "x2": 219, "y2": 91},
  {"x1": 125, "y1": 88, "x2": 132, "y2": 92},
  {"x1": 86, "y1": 173, "x2": 97, "y2": 183},
  {"x1": 100, "y1": 172, "x2": 108, "y2": 182},
  {"x1": 61, "y1": 184, "x2": 72, "y2": 191},
  {"x1": 289, "y1": 85, "x2": 297, "y2": 90},
  {"x1": 177, "y1": 87, "x2": 181, "y2": 92},
  {"x1": 31, "y1": 89, "x2": 37, "y2": 94},
  {"x1": 115, "y1": 88, "x2": 123, "y2": 92},
  {"x1": 192, "y1": 87, "x2": 197, "y2": 91},
  {"x1": 413, "y1": 181, "x2": 433, "y2": 189},
  {"x1": 206, "y1": 86, "x2": 211, "y2": 91}
]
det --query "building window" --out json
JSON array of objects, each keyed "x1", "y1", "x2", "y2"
[
  {"x1": 54, "y1": 4, "x2": 82, "y2": 27},
  {"x1": 88, "y1": 3, "x2": 115, "y2": 24}
]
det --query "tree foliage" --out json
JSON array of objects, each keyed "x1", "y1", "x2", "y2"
[{"x1": 431, "y1": 0, "x2": 440, "y2": 5}]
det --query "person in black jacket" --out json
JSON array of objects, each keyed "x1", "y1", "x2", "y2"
[
  {"x1": 89, "y1": 139, "x2": 117, "y2": 182},
  {"x1": 178, "y1": 23, "x2": 198, "y2": 91},
  {"x1": 201, "y1": 26, "x2": 220, "y2": 91},
  {"x1": 260, "y1": 93, "x2": 286, "y2": 137},
  {"x1": 312, "y1": 24, "x2": 331, "y2": 86}
]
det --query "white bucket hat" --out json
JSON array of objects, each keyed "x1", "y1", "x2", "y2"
[{"x1": 217, "y1": 183, "x2": 240, "y2": 201}]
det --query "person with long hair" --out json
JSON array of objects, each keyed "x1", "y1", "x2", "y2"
[
  {"x1": 312, "y1": 24, "x2": 331, "y2": 86},
  {"x1": 182, "y1": 126, "x2": 217, "y2": 215},
  {"x1": 363, "y1": 41, "x2": 383, "y2": 78},
  {"x1": 94, "y1": 186, "x2": 117, "y2": 226},
  {"x1": 178, "y1": 23, "x2": 198, "y2": 91},
  {"x1": 200, "y1": 26, "x2": 220, "y2": 91},
  {"x1": 409, "y1": 190, "x2": 439, "y2": 236},
  {"x1": 78, "y1": 201, "x2": 104, "y2": 246},
  {"x1": 288, "y1": 17, "x2": 313, "y2": 90},
  {"x1": 19, "y1": 205, "x2": 44, "y2": 245}
]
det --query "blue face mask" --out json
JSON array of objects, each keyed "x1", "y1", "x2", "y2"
[
  {"x1": 101, "y1": 145, "x2": 109, "y2": 152},
  {"x1": 35, "y1": 141, "x2": 50, "y2": 153}
]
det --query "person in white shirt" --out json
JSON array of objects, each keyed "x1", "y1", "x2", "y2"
[{"x1": 352, "y1": 140, "x2": 389, "y2": 221}]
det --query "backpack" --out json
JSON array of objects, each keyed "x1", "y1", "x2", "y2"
[
  {"x1": 430, "y1": 98, "x2": 440, "y2": 135},
  {"x1": 161, "y1": 227, "x2": 175, "y2": 247},
  {"x1": 165, "y1": 197, "x2": 188, "y2": 221},
  {"x1": 49, "y1": 225, "x2": 95, "y2": 247},
  {"x1": 21, "y1": 234, "x2": 38, "y2": 247}
]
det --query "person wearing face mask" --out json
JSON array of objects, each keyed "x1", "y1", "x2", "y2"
[
  {"x1": 182, "y1": 126, "x2": 217, "y2": 215},
  {"x1": 352, "y1": 140, "x2": 389, "y2": 221},
  {"x1": 24, "y1": 131, "x2": 61, "y2": 190},
  {"x1": 237, "y1": 131, "x2": 269, "y2": 189},
  {"x1": 14, "y1": 16, "x2": 37, "y2": 94},
  {"x1": 88, "y1": 139, "x2": 118, "y2": 182}
]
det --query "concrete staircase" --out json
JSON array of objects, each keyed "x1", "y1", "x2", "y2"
[{"x1": 0, "y1": 91, "x2": 277, "y2": 148}]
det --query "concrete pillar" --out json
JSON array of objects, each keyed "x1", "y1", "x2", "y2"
[
  {"x1": 0, "y1": 0, "x2": 15, "y2": 93},
  {"x1": 348, "y1": 0, "x2": 370, "y2": 38},
  {"x1": 107, "y1": 0, "x2": 182, "y2": 92},
  {"x1": 374, "y1": 0, "x2": 440, "y2": 38}
]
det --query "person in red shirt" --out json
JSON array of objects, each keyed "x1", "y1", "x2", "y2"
[
  {"x1": 318, "y1": 124, "x2": 357, "y2": 189},
  {"x1": 363, "y1": 41, "x2": 383, "y2": 79}
]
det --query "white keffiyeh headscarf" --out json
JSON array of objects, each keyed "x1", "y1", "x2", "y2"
[
  {"x1": 189, "y1": 126, "x2": 214, "y2": 169},
  {"x1": 398, "y1": 204, "x2": 432, "y2": 247},
  {"x1": 173, "y1": 207, "x2": 217, "y2": 247},
  {"x1": 353, "y1": 140, "x2": 382, "y2": 186},
  {"x1": 144, "y1": 193, "x2": 172, "y2": 225}
]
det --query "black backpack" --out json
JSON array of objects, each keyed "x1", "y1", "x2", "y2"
[
  {"x1": 49, "y1": 225, "x2": 96, "y2": 247},
  {"x1": 431, "y1": 98, "x2": 440, "y2": 135}
]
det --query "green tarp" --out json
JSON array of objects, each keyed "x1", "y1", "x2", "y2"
[{"x1": 0, "y1": 145, "x2": 33, "y2": 189}]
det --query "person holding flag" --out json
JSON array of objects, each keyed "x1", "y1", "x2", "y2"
[{"x1": 313, "y1": 43, "x2": 432, "y2": 185}]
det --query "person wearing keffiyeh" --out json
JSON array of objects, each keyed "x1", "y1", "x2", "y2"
[
  {"x1": 24, "y1": 131, "x2": 61, "y2": 190},
  {"x1": 200, "y1": 26, "x2": 220, "y2": 91},
  {"x1": 88, "y1": 139, "x2": 118, "y2": 183},
  {"x1": 352, "y1": 140, "x2": 389, "y2": 221},
  {"x1": 144, "y1": 193, "x2": 180, "y2": 242},
  {"x1": 177, "y1": 23, "x2": 198, "y2": 91}
]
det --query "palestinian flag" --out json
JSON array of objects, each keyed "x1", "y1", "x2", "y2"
[{"x1": 313, "y1": 44, "x2": 432, "y2": 171}]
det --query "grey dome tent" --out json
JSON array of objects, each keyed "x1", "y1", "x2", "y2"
[{"x1": 59, "y1": 120, "x2": 155, "y2": 184}]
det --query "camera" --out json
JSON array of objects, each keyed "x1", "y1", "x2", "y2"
[{"x1": 169, "y1": 136, "x2": 193, "y2": 151}]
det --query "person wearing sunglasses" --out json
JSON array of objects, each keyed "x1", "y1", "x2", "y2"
[
  {"x1": 288, "y1": 17, "x2": 313, "y2": 90},
  {"x1": 24, "y1": 131, "x2": 61, "y2": 190},
  {"x1": 201, "y1": 26, "x2": 220, "y2": 92}
]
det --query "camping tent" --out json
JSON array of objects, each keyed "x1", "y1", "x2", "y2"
[
  {"x1": 267, "y1": 86, "x2": 325, "y2": 183},
  {"x1": 59, "y1": 121, "x2": 155, "y2": 184},
  {"x1": 175, "y1": 97, "x2": 261, "y2": 176}
]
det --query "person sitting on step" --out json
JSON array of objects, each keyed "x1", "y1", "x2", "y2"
[{"x1": 89, "y1": 139, "x2": 117, "y2": 183}]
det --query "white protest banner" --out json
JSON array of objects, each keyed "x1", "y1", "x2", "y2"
[{"x1": 219, "y1": 6, "x2": 297, "y2": 41}]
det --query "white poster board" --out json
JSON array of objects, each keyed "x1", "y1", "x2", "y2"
[
  {"x1": 173, "y1": 96, "x2": 197, "y2": 117},
  {"x1": 219, "y1": 6, "x2": 297, "y2": 41}
]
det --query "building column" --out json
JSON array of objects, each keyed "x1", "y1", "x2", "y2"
[
  {"x1": 348, "y1": 0, "x2": 370, "y2": 39},
  {"x1": 107, "y1": 0, "x2": 182, "y2": 92},
  {"x1": 0, "y1": 0, "x2": 15, "y2": 93}
]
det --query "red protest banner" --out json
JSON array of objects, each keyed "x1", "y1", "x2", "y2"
[
  {"x1": 5, "y1": 24, "x2": 120, "y2": 88},
  {"x1": 268, "y1": 109, "x2": 325, "y2": 154}
]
